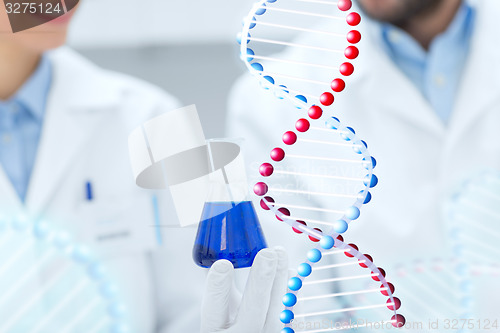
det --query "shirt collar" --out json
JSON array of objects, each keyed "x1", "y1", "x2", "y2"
[
  {"x1": 15, "y1": 54, "x2": 52, "y2": 122},
  {"x1": 381, "y1": 1, "x2": 475, "y2": 61}
]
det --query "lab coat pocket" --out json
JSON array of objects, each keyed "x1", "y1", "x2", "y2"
[{"x1": 76, "y1": 193, "x2": 158, "y2": 259}]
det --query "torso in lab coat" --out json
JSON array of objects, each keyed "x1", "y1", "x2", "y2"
[
  {"x1": 0, "y1": 47, "x2": 205, "y2": 333},
  {"x1": 227, "y1": 0, "x2": 500, "y2": 329}
]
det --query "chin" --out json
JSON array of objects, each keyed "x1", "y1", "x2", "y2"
[
  {"x1": 356, "y1": 0, "x2": 408, "y2": 22},
  {"x1": 12, "y1": 28, "x2": 68, "y2": 53}
]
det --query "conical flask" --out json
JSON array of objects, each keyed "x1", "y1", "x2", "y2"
[{"x1": 193, "y1": 139, "x2": 267, "y2": 268}]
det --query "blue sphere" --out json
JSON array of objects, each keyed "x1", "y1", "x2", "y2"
[
  {"x1": 456, "y1": 264, "x2": 468, "y2": 277},
  {"x1": 236, "y1": 32, "x2": 251, "y2": 45},
  {"x1": 362, "y1": 156, "x2": 376, "y2": 169},
  {"x1": 279, "y1": 85, "x2": 289, "y2": 93},
  {"x1": 53, "y1": 232, "x2": 71, "y2": 249},
  {"x1": 280, "y1": 310, "x2": 294, "y2": 324},
  {"x1": 453, "y1": 245, "x2": 463, "y2": 256},
  {"x1": 449, "y1": 228, "x2": 461, "y2": 239},
  {"x1": 307, "y1": 248, "x2": 322, "y2": 263},
  {"x1": 89, "y1": 262, "x2": 106, "y2": 281},
  {"x1": 264, "y1": 75, "x2": 275, "y2": 84},
  {"x1": 288, "y1": 277, "x2": 303, "y2": 291},
  {"x1": 333, "y1": 220, "x2": 348, "y2": 234},
  {"x1": 246, "y1": 48, "x2": 255, "y2": 61},
  {"x1": 282, "y1": 293, "x2": 297, "y2": 307},
  {"x1": 72, "y1": 246, "x2": 91, "y2": 264},
  {"x1": 325, "y1": 117, "x2": 340, "y2": 130},
  {"x1": 345, "y1": 206, "x2": 360, "y2": 220},
  {"x1": 353, "y1": 140, "x2": 368, "y2": 154},
  {"x1": 461, "y1": 297, "x2": 473, "y2": 309},
  {"x1": 297, "y1": 263, "x2": 312, "y2": 277},
  {"x1": 340, "y1": 127, "x2": 355, "y2": 141},
  {"x1": 251, "y1": 62, "x2": 264, "y2": 71},
  {"x1": 364, "y1": 174, "x2": 378, "y2": 188},
  {"x1": 295, "y1": 95, "x2": 307, "y2": 103},
  {"x1": 249, "y1": 17, "x2": 257, "y2": 29},
  {"x1": 295, "y1": 95, "x2": 307, "y2": 109},
  {"x1": 320, "y1": 235, "x2": 335, "y2": 249},
  {"x1": 268, "y1": 0, "x2": 278, "y2": 2},
  {"x1": 255, "y1": 4, "x2": 267, "y2": 15},
  {"x1": 33, "y1": 221, "x2": 50, "y2": 240},
  {"x1": 460, "y1": 281, "x2": 472, "y2": 293},
  {"x1": 281, "y1": 328, "x2": 294, "y2": 333},
  {"x1": 358, "y1": 191, "x2": 372, "y2": 204},
  {"x1": 276, "y1": 85, "x2": 289, "y2": 99}
]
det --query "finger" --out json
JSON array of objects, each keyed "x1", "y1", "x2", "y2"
[
  {"x1": 263, "y1": 246, "x2": 289, "y2": 332},
  {"x1": 235, "y1": 248, "x2": 278, "y2": 331},
  {"x1": 201, "y1": 259, "x2": 234, "y2": 332}
]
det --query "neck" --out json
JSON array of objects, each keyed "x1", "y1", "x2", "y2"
[
  {"x1": 398, "y1": 0, "x2": 462, "y2": 50},
  {"x1": 0, "y1": 43, "x2": 41, "y2": 100}
]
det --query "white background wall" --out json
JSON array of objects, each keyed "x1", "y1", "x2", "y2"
[{"x1": 68, "y1": 0, "x2": 257, "y2": 48}]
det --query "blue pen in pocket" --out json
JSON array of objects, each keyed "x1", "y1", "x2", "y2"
[{"x1": 85, "y1": 181, "x2": 93, "y2": 201}]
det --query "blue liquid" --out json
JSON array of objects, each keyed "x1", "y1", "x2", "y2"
[{"x1": 193, "y1": 201, "x2": 267, "y2": 268}]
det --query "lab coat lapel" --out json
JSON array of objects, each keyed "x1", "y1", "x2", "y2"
[
  {"x1": 0, "y1": 165, "x2": 23, "y2": 215},
  {"x1": 357, "y1": 22, "x2": 444, "y2": 137},
  {"x1": 25, "y1": 47, "x2": 122, "y2": 216}
]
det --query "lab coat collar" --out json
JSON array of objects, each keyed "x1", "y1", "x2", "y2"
[
  {"x1": 354, "y1": 0, "x2": 499, "y2": 138},
  {"x1": 45, "y1": 47, "x2": 124, "y2": 111},
  {"x1": 25, "y1": 47, "x2": 123, "y2": 216},
  {"x1": 356, "y1": 18, "x2": 445, "y2": 137}
]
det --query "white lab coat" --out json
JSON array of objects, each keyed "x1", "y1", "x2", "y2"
[
  {"x1": 0, "y1": 47, "x2": 205, "y2": 332},
  {"x1": 227, "y1": 0, "x2": 500, "y2": 327}
]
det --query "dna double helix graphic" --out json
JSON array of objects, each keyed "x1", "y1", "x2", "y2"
[
  {"x1": 0, "y1": 216, "x2": 127, "y2": 333},
  {"x1": 238, "y1": 0, "x2": 405, "y2": 331},
  {"x1": 444, "y1": 170, "x2": 500, "y2": 331}
]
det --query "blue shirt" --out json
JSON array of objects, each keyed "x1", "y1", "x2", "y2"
[
  {"x1": 381, "y1": 2, "x2": 476, "y2": 123},
  {"x1": 0, "y1": 55, "x2": 52, "y2": 202}
]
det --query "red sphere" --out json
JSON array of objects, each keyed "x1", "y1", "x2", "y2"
[
  {"x1": 295, "y1": 118, "x2": 310, "y2": 132},
  {"x1": 347, "y1": 30, "x2": 362, "y2": 44},
  {"x1": 359, "y1": 254, "x2": 372, "y2": 268},
  {"x1": 336, "y1": 235, "x2": 344, "y2": 242},
  {"x1": 308, "y1": 228, "x2": 322, "y2": 242},
  {"x1": 270, "y1": 148, "x2": 285, "y2": 161},
  {"x1": 331, "y1": 78, "x2": 346, "y2": 92},
  {"x1": 344, "y1": 46, "x2": 359, "y2": 59},
  {"x1": 260, "y1": 196, "x2": 275, "y2": 210},
  {"x1": 340, "y1": 62, "x2": 354, "y2": 76},
  {"x1": 320, "y1": 92, "x2": 334, "y2": 106},
  {"x1": 282, "y1": 131, "x2": 297, "y2": 145},
  {"x1": 253, "y1": 182, "x2": 268, "y2": 196},
  {"x1": 381, "y1": 282, "x2": 395, "y2": 296},
  {"x1": 372, "y1": 268, "x2": 386, "y2": 281},
  {"x1": 346, "y1": 12, "x2": 361, "y2": 26},
  {"x1": 292, "y1": 220, "x2": 307, "y2": 234},
  {"x1": 391, "y1": 314, "x2": 406, "y2": 328},
  {"x1": 308, "y1": 105, "x2": 323, "y2": 119},
  {"x1": 337, "y1": 0, "x2": 352, "y2": 11},
  {"x1": 345, "y1": 243, "x2": 358, "y2": 257},
  {"x1": 276, "y1": 207, "x2": 290, "y2": 221},
  {"x1": 387, "y1": 297, "x2": 401, "y2": 311},
  {"x1": 259, "y1": 163, "x2": 274, "y2": 177}
]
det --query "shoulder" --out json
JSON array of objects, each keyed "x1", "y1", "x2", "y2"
[{"x1": 47, "y1": 47, "x2": 181, "y2": 125}]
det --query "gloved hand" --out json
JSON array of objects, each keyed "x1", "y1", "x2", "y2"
[{"x1": 201, "y1": 247, "x2": 288, "y2": 333}]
